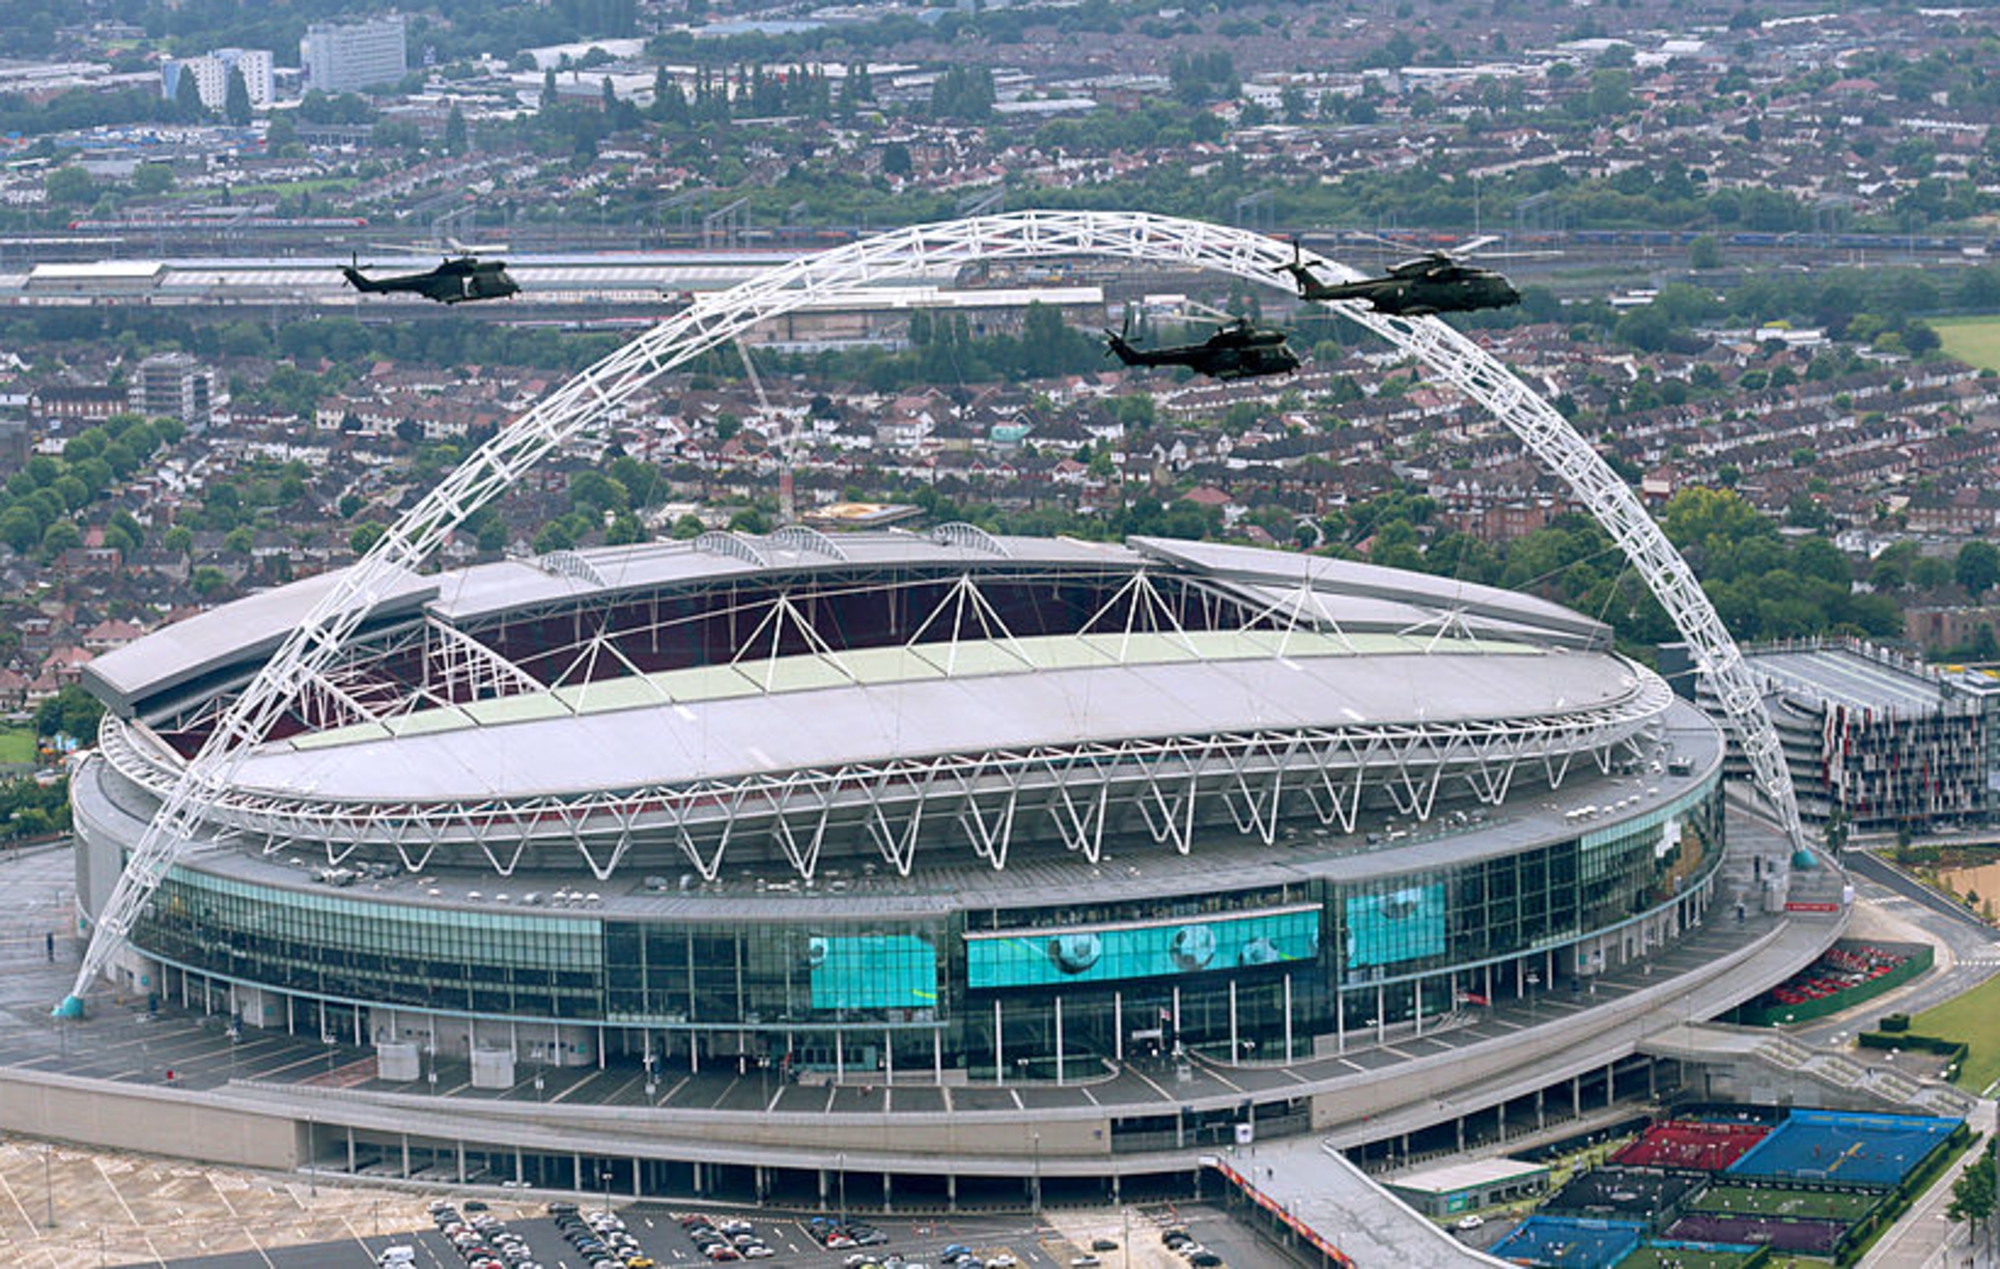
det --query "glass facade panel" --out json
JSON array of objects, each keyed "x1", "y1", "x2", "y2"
[
  {"x1": 809, "y1": 935, "x2": 939, "y2": 1010},
  {"x1": 1344, "y1": 884, "x2": 1446, "y2": 967},
  {"x1": 965, "y1": 908, "x2": 1321, "y2": 990},
  {"x1": 126, "y1": 777, "x2": 1723, "y2": 1062}
]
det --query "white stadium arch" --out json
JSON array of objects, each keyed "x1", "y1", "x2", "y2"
[{"x1": 63, "y1": 210, "x2": 1807, "y2": 1014}]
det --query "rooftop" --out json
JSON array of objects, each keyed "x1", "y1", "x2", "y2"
[{"x1": 1745, "y1": 644, "x2": 1949, "y2": 716}]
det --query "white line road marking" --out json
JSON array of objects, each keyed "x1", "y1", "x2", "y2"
[{"x1": 241, "y1": 1223, "x2": 278, "y2": 1268}]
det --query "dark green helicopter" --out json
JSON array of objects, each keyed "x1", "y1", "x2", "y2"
[
  {"x1": 1276, "y1": 236, "x2": 1521, "y2": 316},
  {"x1": 1104, "y1": 305, "x2": 1300, "y2": 380},
  {"x1": 341, "y1": 250, "x2": 521, "y2": 304}
]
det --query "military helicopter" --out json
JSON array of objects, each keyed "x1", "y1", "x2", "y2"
[
  {"x1": 1275, "y1": 235, "x2": 1521, "y2": 316},
  {"x1": 1103, "y1": 304, "x2": 1300, "y2": 380},
  {"x1": 340, "y1": 242, "x2": 521, "y2": 305}
]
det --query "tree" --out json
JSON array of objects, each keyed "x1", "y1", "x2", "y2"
[
  {"x1": 1948, "y1": 1144, "x2": 1996, "y2": 1248},
  {"x1": 224, "y1": 66, "x2": 252, "y2": 126},
  {"x1": 39, "y1": 519, "x2": 79, "y2": 557},
  {"x1": 443, "y1": 104, "x2": 468, "y2": 155},
  {"x1": 1689, "y1": 235, "x2": 1722, "y2": 270},
  {"x1": 192, "y1": 566, "x2": 229, "y2": 598},
  {"x1": 173, "y1": 64, "x2": 205, "y2": 121},
  {"x1": 131, "y1": 163, "x2": 175, "y2": 196},
  {"x1": 349, "y1": 520, "x2": 387, "y2": 556},
  {"x1": 1957, "y1": 540, "x2": 2000, "y2": 600},
  {"x1": 35, "y1": 684, "x2": 103, "y2": 745},
  {"x1": 44, "y1": 166, "x2": 95, "y2": 206}
]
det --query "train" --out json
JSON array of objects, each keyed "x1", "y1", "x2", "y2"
[{"x1": 67, "y1": 216, "x2": 371, "y2": 232}]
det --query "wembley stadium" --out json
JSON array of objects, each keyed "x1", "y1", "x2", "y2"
[{"x1": 51, "y1": 526, "x2": 1849, "y2": 1212}]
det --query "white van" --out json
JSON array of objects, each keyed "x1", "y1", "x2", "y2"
[{"x1": 377, "y1": 1248, "x2": 417, "y2": 1266}]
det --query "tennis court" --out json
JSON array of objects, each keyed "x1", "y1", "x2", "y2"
[
  {"x1": 1544, "y1": 1166, "x2": 1703, "y2": 1222},
  {"x1": 1665, "y1": 1212, "x2": 1844, "y2": 1255},
  {"x1": 1726, "y1": 1110, "x2": 1960, "y2": 1187},
  {"x1": 1486, "y1": 1215, "x2": 1645, "y2": 1269},
  {"x1": 1612, "y1": 1121, "x2": 1770, "y2": 1172},
  {"x1": 1617, "y1": 1242, "x2": 1760, "y2": 1269},
  {"x1": 1692, "y1": 1183, "x2": 1881, "y2": 1222}
]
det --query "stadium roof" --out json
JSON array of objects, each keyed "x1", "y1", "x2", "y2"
[
  {"x1": 84, "y1": 567, "x2": 437, "y2": 715},
  {"x1": 87, "y1": 533, "x2": 1613, "y2": 721},
  {"x1": 226, "y1": 639, "x2": 1639, "y2": 802},
  {"x1": 75, "y1": 703, "x2": 1721, "y2": 915}
]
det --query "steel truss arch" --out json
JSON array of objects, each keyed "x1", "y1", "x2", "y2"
[{"x1": 67, "y1": 210, "x2": 1802, "y2": 1012}]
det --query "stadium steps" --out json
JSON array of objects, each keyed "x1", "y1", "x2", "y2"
[
  {"x1": 1754, "y1": 1035, "x2": 1815, "y2": 1069},
  {"x1": 1752, "y1": 1033, "x2": 1977, "y2": 1116},
  {"x1": 1783, "y1": 857, "x2": 1850, "y2": 910}
]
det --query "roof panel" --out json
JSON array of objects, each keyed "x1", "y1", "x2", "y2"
[
  {"x1": 85, "y1": 566, "x2": 437, "y2": 717},
  {"x1": 229, "y1": 647, "x2": 1649, "y2": 803},
  {"x1": 462, "y1": 694, "x2": 570, "y2": 726}
]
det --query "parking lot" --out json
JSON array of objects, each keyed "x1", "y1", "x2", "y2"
[
  {"x1": 0, "y1": 1131, "x2": 1274, "y2": 1269},
  {"x1": 146, "y1": 1204, "x2": 1263, "y2": 1268}
]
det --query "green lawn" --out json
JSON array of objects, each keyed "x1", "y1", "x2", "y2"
[
  {"x1": 1617, "y1": 1250, "x2": 1755, "y2": 1269},
  {"x1": 1911, "y1": 972, "x2": 2000, "y2": 1090},
  {"x1": 1693, "y1": 1184, "x2": 1880, "y2": 1221},
  {"x1": 1932, "y1": 316, "x2": 2000, "y2": 372},
  {"x1": 0, "y1": 730, "x2": 34, "y2": 765}
]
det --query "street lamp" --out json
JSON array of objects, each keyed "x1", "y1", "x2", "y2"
[
  {"x1": 600, "y1": 1166, "x2": 613, "y2": 1215},
  {"x1": 42, "y1": 1140, "x2": 53, "y2": 1228},
  {"x1": 836, "y1": 1150, "x2": 848, "y2": 1226},
  {"x1": 1524, "y1": 971, "x2": 1540, "y2": 1026},
  {"x1": 1031, "y1": 1131, "x2": 1042, "y2": 1215}
]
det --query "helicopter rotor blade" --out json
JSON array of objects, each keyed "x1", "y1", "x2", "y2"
[
  {"x1": 1178, "y1": 299, "x2": 1241, "y2": 326},
  {"x1": 446, "y1": 236, "x2": 513, "y2": 255}
]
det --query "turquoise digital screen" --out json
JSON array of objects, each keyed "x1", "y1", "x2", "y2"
[
  {"x1": 1344, "y1": 884, "x2": 1447, "y2": 967},
  {"x1": 808, "y1": 935, "x2": 938, "y2": 1010},
  {"x1": 965, "y1": 909, "x2": 1320, "y2": 990}
]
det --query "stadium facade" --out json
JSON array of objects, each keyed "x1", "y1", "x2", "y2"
[
  {"x1": 77, "y1": 532, "x2": 1722, "y2": 1071},
  {"x1": 63, "y1": 530, "x2": 1837, "y2": 1207}
]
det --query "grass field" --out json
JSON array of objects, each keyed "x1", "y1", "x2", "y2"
[
  {"x1": 0, "y1": 730, "x2": 34, "y2": 765},
  {"x1": 1912, "y1": 972, "x2": 2000, "y2": 1090},
  {"x1": 1618, "y1": 1249, "x2": 1756, "y2": 1269},
  {"x1": 1932, "y1": 316, "x2": 2000, "y2": 372},
  {"x1": 1693, "y1": 1185, "x2": 1879, "y2": 1222}
]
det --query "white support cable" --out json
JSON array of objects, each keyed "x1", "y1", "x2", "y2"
[{"x1": 67, "y1": 211, "x2": 1804, "y2": 1013}]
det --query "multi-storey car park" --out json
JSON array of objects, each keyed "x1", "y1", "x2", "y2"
[
  {"x1": 64, "y1": 530, "x2": 1846, "y2": 1210},
  {"x1": 1678, "y1": 639, "x2": 1996, "y2": 831}
]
